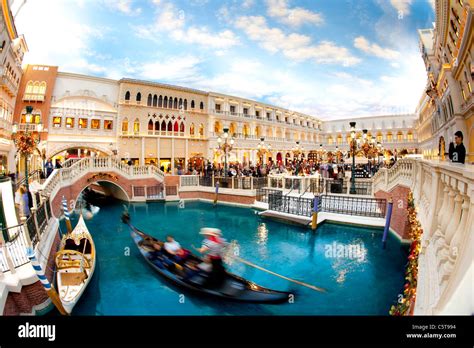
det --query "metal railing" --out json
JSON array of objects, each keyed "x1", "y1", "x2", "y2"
[
  {"x1": 319, "y1": 195, "x2": 386, "y2": 218},
  {"x1": 165, "y1": 185, "x2": 177, "y2": 196},
  {"x1": 256, "y1": 188, "x2": 282, "y2": 203},
  {"x1": 267, "y1": 193, "x2": 386, "y2": 218},
  {"x1": 146, "y1": 185, "x2": 164, "y2": 199},
  {"x1": 1, "y1": 199, "x2": 53, "y2": 272}
]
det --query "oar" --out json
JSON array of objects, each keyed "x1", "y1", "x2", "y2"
[{"x1": 228, "y1": 254, "x2": 327, "y2": 293}]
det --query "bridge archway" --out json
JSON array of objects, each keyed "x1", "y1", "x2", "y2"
[{"x1": 74, "y1": 179, "x2": 130, "y2": 206}]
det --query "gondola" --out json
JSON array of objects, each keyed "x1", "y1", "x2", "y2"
[
  {"x1": 121, "y1": 213, "x2": 291, "y2": 303},
  {"x1": 55, "y1": 215, "x2": 96, "y2": 314}
]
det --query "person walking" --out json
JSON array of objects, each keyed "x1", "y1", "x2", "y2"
[{"x1": 44, "y1": 159, "x2": 54, "y2": 178}]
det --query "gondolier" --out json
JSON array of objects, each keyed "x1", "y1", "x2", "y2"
[{"x1": 194, "y1": 228, "x2": 227, "y2": 287}]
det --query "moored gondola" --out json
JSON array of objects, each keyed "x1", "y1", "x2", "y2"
[{"x1": 121, "y1": 212, "x2": 291, "y2": 303}]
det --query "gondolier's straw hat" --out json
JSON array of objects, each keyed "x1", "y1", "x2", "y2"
[{"x1": 199, "y1": 228, "x2": 222, "y2": 237}]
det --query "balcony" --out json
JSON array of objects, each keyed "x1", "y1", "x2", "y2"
[
  {"x1": 0, "y1": 73, "x2": 18, "y2": 97},
  {"x1": 23, "y1": 93, "x2": 45, "y2": 102}
]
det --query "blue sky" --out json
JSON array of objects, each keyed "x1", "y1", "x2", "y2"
[{"x1": 13, "y1": 0, "x2": 435, "y2": 119}]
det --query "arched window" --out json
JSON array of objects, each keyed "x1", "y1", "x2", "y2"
[
  {"x1": 158, "y1": 95, "x2": 163, "y2": 107},
  {"x1": 167, "y1": 121, "x2": 172, "y2": 132},
  {"x1": 153, "y1": 94, "x2": 158, "y2": 107},
  {"x1": 199, "y1": 123, "x2": 204, "y2": 136},
  {"x1": 32, "y1": 82, "x2": 39, "y2": 94},
  {"x1": 184, "y1": 99, "x2": 188, "y2": 110},
  {"x1": 155, "y1": 121, "x2": 160, "y2": 131},
  {"x1": 178, "y1": 98, "x2": 183, "y2": 109},
  {"x1": 133, "y1": 118, "x2": 140, "y2": 133},
  {"x1": 180, "y1": 122, "x2": 185, "y2": 133},
  {"x1": 448, "y1": 95, "x2": 454, "y2": 116},
  {"x1": 122, "y1": 118, "x2": 129, "y2": 133},
  {"x1": 161, "y1": 120, "x2": 166, "y2": 131},
  {"x1": 147, "y1": 94, "x2": 152, "y2": 106},
  {"x1": 190, "y1": 123, "x2": 195, "y2": 135},
  {"x1": 173, "y1": 98, "x2": 178, "y2": 109},
  {"x1": 125, "y1": 91, "x2": 130, "y2": 101},
  {"x1": 214, "y1": 121, "x2": 221, "y2": 133},
  {"x1": 168, "y1": 97, "x2": 173, "y2": 108},
  {"x1": 200, "y1": 101, "x2": 204, "y2": 110},
  {"x1": 163, "y1": 96, "x2": 168, "y2": 108},
  {"x1": 25, "y1": 81, "x2": 34, "y2": 93},
  {"x1": 191, "y1": 100, "x2": 195, "y2": 109},
  {"x1": 39, "y1": 82, "x2": 46, "y2": 95},
  {"x1": 174, "y1": 121, "x2": 179, "y2": 132},
  {"x1": 148, "y1": 119, "x2": 153, "y2": 130},
  {"x1": 136, "y1": 92, "x2": 141, "y2": 102}
]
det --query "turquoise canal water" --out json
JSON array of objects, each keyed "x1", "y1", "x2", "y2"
[{"x1": 63, "y1": 200, "x2": 407, "y2": 315}]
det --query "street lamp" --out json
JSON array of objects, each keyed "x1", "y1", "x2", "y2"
[
  {"x1": 12, "y1": 106, "x2": 43, "y2": 192},
  {"x1": 217, "y1": 127, "x2": 234, "y2": 177},
  {"x1": 257, "y1": 137, "x2": 270, "y2": 165},
  {"x1": 292, "y1": 141, "x2": 303, "y2": 160},
  {"x1": 316, "y1": 143, "x2": 325, "y2": 163},
  {"x1": 350, "y1": 121, "x2": 357, "y2": 194}
]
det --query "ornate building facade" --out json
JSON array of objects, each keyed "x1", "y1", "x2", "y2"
[
  {"x1": 416, "y1": 0, "x2": 473, "y2": 163},
  {"x1": 0, "y1": 0, "x2": 27, "y2": 173},
  {"x1": 13, "y1": 65, "x2": 425, "y2": 173}
]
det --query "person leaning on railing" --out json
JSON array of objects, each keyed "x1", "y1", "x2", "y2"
[{"x1": 448, "y1": 131, "x2": 466, "y2": 164}]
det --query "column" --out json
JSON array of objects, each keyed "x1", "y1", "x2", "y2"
[
  {"x1": 140, "y1": 137, "x2": 145, "y2": 165},
  {"x1": 157, "y1": 138, "x2": 160, "y2": 167},
  {"x1": 171, "y1": 137, "x2": 175, "y2": 173},
  {"x1": 185, "y1": 138, "x2": 188, "y2": 172}
]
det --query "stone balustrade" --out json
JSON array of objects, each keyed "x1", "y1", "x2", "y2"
[
  {"x1": 373, "y1": 157, "x2": 474, "y2": 315},
  {"x1": 40, "y1": 156, "x2": 165, "y2": 201}
]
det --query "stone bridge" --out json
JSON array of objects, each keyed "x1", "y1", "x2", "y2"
[{"x1": 37, "y1": 157, "x2": 166, "y2": 218}]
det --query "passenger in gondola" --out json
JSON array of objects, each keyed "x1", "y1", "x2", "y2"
[
  {"x1": 193, "y1": 228, "x2": 227, "y2": 287},
  {"x1": 164, "y1": 235, "x2": 189, "y2": 263}
]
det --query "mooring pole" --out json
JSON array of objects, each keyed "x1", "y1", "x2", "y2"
[
  {"x1": 26, "y1": 247, "x2": 68, "y2": 315},
  {"x1": 62, "y1": 196, "x2": 72, "y2": 233},
  {"x1": 382, "y1": 198, "x2": 393, "y2": 249},
  {"x1": 311, "y1": 195, "x2": 319, "y2": 231},
  {"x1": 213, "y1": 181, "x2": 219, "y2": 205}
]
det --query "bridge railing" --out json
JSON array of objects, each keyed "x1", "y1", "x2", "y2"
[
  {"x1": 267, "y1": 193, "x2": 387, "y2": 218},
  {"x1": 40, "y1": 156, "x2": 166, "y2": 200}
]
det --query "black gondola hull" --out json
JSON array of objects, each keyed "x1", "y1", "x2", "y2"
[{"x1": 126, "y1": 221, "x2": 291, "y2": 304}]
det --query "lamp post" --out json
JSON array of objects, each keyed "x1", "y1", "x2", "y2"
[
  {"x1": 350, "y1": 122, "x2": 357, "y2": 194},
  {"x1": 257, "y1": 137, "x2": 270, "y2": 165},
  {"x1": 217, "y1": 127, "x2": 234, "y2": 177},
  {"x1": 12, "y1": 106, "x2": 43, "y2": 192},
  {"x1": 292, "y1": 141, "x2": 303, "y2": 160},
  {"x1": 316, "y1": 143, "x2": 325, "y2": 163}
]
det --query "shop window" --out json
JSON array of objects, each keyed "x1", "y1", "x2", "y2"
[
  {"x1": 65, "y1": 117, "x2": 74, "y2": 128},
  {"x1": 91, "y1": 119, "x2": 101, "y2": 129},
  {"x1": 79, "y1": 118, "x2": 88, "y2": 129},
  {"x1": 53, "y1": 116, "x2": 61, "y2": 128}
]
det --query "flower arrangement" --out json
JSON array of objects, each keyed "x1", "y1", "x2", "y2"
[
  {"x1": 389, "y1": 190, "x2": 422, "y2": 316},
  {"x1": 13, "y1": 132, "x2": 38, "y2": 156}
]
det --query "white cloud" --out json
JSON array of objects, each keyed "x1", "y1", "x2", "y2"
[
  {"x1": 102, "y1": 0, "x2": 142, "y2": 16},
  {"x1": 139, "y1": 56, "x2": 202, "y2": 82},
  {"x1": 135, "y1": 2, "x2": 239, "y2": 49},
  {"x1": 354, "y1": 36, "x2": 399, "y2": 60},
  {"x1": 266, "y1": 0, "x2": 323, "y2": 27},
  {"x1": 234, "y1": 16, "x2": 360, "y2": 66},
  {"x1": 427, "y1": 0, "x2": 435, "y2": 11},
  {"x1": 14, "y1": 0, "x2": 108, "y2": 75},
  {"x1": 242, "y1": 0, "x2": 255, "y2": 9},
  {"x1": 389, "y1": 0, "x2": 412, "y2": 15}
]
